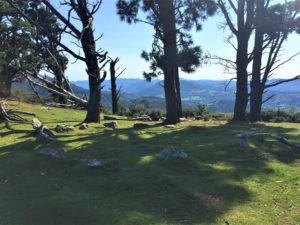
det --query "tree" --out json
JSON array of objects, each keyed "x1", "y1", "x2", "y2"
[
  {"x1": 249, "y1": 0, "x2": 300, "y2": 121},
  {"x1": 25, "y1": 0, "x2": 73, "y2": 104},
  {"x1": 117, "y1": 0, "x2": 216, "y2": 124},
  {"x1": 218, "y1": 0, "x2": 255, "y2": 121},
  {"x1": 6, "y1": 0, "x2": 109, "y2": 122},
  {"x1": 0, "y1": 0, "x2": 38, "y2": 98},
  {"x1": 109, "y1": 57, "x2": 125, "y2": 115}
]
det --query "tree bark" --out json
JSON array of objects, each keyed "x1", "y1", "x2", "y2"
[
  {"x1": 110, "y1": 59, "x2": 119, "y2": 115},
  {"x1": 250, "y1": 0, "x2": 264, "y2": 122},
  {"x1": 0, "y1": 71, "x2": 12, "y2": 98},
  {"x1": 175, "y1": 68, "x2": 182, "y2": 117},
  {"x1": 233, "y1": 35, "x2": 249, "y2": 121},
  {"x1": 233, "y1": 0, "x2": 254, "y2": 121},
  {"x1": 75, "y1": 4, "x2": 102, "y2": 123},
  {"x1": 158, "y1": 0, "x2": 180, "y2": 124}
]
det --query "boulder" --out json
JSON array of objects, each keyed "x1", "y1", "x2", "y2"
[
  {"x1": 79, "y1": 123, "x2": 89, "y2": 130},
  {"x1": 32, "y1": 118, "x2": 54, "y2": 142},
  {"x1": 158, "y1": 147, "x2": 188, "y2": 160},
  {"x1": 40, "y1": 147, "x2": 65, "y2": 159},
  {"x1": 55, "y1": 124, "x2": 75, "y2": 133},
  {"x1": 104, "y1": 121, "x2": 118, "y2": 129}
]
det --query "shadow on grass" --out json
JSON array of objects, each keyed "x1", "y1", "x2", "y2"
[{"x1": 0, "y1": 121, "x2": 299, "y2": 225}]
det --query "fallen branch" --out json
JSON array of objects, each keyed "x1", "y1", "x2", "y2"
[
  {"x1": 240, "y1": 131, "x2": 300, "y2": 153},
  {"x1": 7, "y1": 109, "x2": 36, "y2": 116},
  {"x1": 273, "y1": 136, "x2": 300, "y2": 153},
  {"x1": 0, "y1": 102, "x2": 27, "y2": 122},
  {"x1": 25, "y1": 72, "x2": 87, "y2": 108}
]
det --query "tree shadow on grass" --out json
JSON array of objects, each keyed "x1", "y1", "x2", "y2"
[{"x1": 0, "y1": 121, "x2": 299, "y2": 225}]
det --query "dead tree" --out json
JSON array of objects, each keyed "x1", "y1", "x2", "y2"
[
  {"x1": 6, "y1": 0, "x2": 109, "y2": 123},
  {"x1": 109, "y1": 57, "x2": 125, "y2": 114}
]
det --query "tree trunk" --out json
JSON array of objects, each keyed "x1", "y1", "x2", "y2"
[
  {"x1": 110, "y1": 60, "x2": 119, "y2": 114},
  {"x1": 233, "y1": 36, "x2": 249, "y2": 121},
  {"x1": 0, "y1": 71, "x2": 12, "y2": 98},
  {"x1": 250, "y1": 0, "x2": 265, "y2": 122},
  {"x1": 77, "y1": 8, "x2": 102, "y2": 123},
  {"x1": 233, "y1": 0, "x2": 254, "y2": 121},
  {"x1": 175, "y1": 68, "x2": 182, "y2": 117},
  {"x1": 158, "y1": 0, "x2": 180, "y2": 124}
]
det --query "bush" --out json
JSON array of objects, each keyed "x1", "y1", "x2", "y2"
[
  {"x1": 260, "y1": 108, "x2": 300, "y2": 123},
  {"x1": 128, "y1": 105, "x2": 145, "y2": 117},
  {"x1": 182, "y1": 104, "x2": 208, "y2": 118},
  {"x1": 147, "y1": 110, "x2": 163, "y2": 121}
]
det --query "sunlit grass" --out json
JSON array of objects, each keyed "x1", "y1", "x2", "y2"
[{"x1": 0, "y1": 101, "x2": 300, "y2": 225}]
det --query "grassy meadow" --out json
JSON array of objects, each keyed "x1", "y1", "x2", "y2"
[{"x1": 0, "y1": 101, "x2": 300, "y2": 225}]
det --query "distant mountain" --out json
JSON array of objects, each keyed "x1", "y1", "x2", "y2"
[{"x1": 13, "y1": 78, "x2": 300, "y2": 112}]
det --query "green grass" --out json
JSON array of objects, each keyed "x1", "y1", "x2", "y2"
[{"x1": 1, "y1": 101, "x2": 300, "y2": 225}]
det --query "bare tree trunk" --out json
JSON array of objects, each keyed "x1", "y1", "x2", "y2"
[
  {"x1": 75, "y1": 3, "x2": 103, "y2": 123},
  {"x1": 158, "y1": 0, "x2": 180, "y2": 124},
  {"x1": 110, "y1": 59, "x2": 119, "y2": 114}
]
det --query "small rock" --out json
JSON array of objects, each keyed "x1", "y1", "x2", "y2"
[
  {"x1": 41, "y1": 106, "x2": 51, "y2": 110},
  {"x1": 40, "y1": 147, "x2": 65, "y2": 159},
  {"x1": 130, "y1": 115, "x2": 152, "y2": 121},
  {"x1": 80, "y1": 158, "x2": 102, "y2": 168},
  {"x1": 158, "y1": 147, "x2": 188, "y2": 160},
  {"x1": 104, "y1": 121, "x2": 118, "y2": 129},
  {"x1": 79, "y1": 123, "x2": 89, "y2": 130},
  {"x1": 55, "y1": 124, "x2": 75, "y2": 133},
  {"x1": 133, "y1": 123, "x2": 150, "y2": 129},
  {"x1": 165, "y1": 124, "x2": 175, "y2": 128},
  {"x1": 179, "y1": 117, "x2": 186, "y2": 122}
]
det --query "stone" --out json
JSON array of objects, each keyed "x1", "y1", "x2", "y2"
[
  {"x1": 80, "y1": 158, "x2": 102, "y2": 168},
  {"x1": 40, "y1": 147, "x2": 65, "y2": 159},
  {"x1": 179, "y1": 117, "x2": 187, "y2": 122},
  {"x1": 32, "y1": 118, "x2": 54, "y2": 142},
  {"x1": 41, "y1": 107, "x2": 51, "y2": 110},
  {"x1": 55, "y1": 124, "x2": 75, "y2": 133},
  {"x1": 104, "y1": 121, "x2": 118, "y2": 129},
  {"x1": 158, "y1": 147, "x2": 188, "y2": 160},
  {"x1": 79, "y1": 123, "x2": 89, "y2": 130},
  {"x1": 32, "y1": 118, "x2": 43, "y2": 130},
  {"x1": 131, "y1": 115, "x2": 152, "y2": 121},
  {"x1": 133, "y1": 123, "x2": 150, "y2": 129},
  {"x1": 104, "y1": 115, "x2": 118, "y2": 120},
  {"x1": 165, "y1": 124, "x2": 175, "y2": 128}
]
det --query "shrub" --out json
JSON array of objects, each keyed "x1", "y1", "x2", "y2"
[
  {"x1": 260, "y1": 108, "x2": 300, "y2": 123},
  {"x1": 147, "y1": 110, "x2": 163, "y2": 121},
  {"x1": 128, "y1": 105, "x2": 145, "y2": 117}
]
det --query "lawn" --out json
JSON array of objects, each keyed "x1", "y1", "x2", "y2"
[{"x1": 0, "y1": 101, "x2": 300, "y2": 225}]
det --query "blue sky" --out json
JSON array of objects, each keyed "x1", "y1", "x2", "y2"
[{"x1": 54, "y1": 0, "x2": 300, "y2": 81}]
